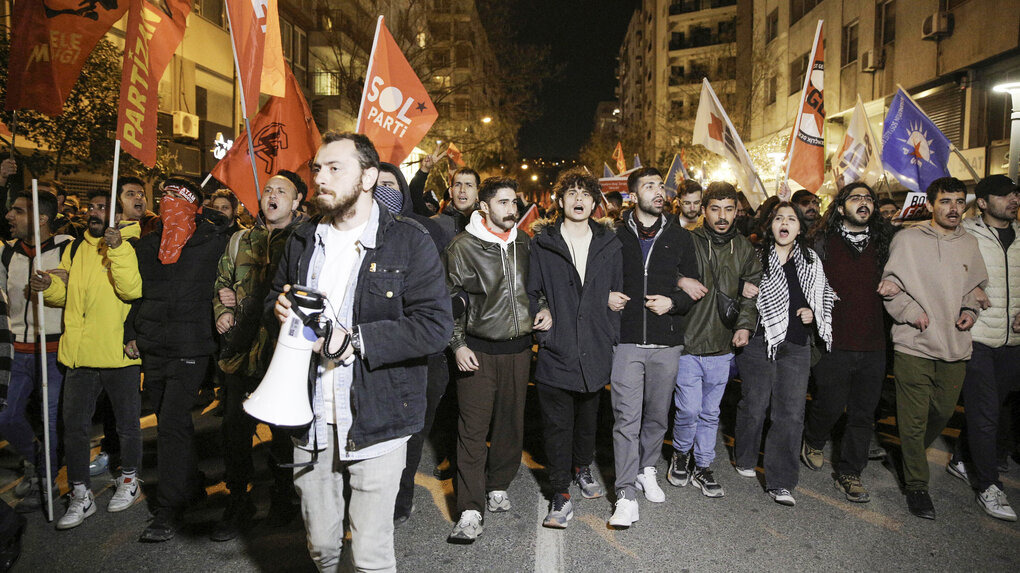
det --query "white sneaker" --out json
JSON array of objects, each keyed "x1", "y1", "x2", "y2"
[
  {"x1": 486, "y1": 490, "x2": 511, "y2": 512},
  {"x1": 108, "y1": 474, "x2": 142, "y2": 513},
  {"x1": 56, "y1": 487, "x2": 97, "y2": 530},
  {"x1": 448, "y1": 510, "x2": 483, "y2": 543},
  {"x1": 946, "y1": 460, "x2": 970, "y2": 484},
  {"x1": 608, "y1": 494, "x2": 639, "y2": 528},
  {"x1": 977, "y1": 485, "x2": 1017, "y2": 522},
  {"x1": 635, "y1": 466, "x2": 665, "y2": 503},
  {"x1": 735, "y1": 466, "x2": 756, "y2": 478}
]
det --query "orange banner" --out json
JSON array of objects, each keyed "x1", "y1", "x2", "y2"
[
  {"x1": 785, "y1": 20, "x2": 825, "y2": 193},
  {"x1": 447, "y1": 142, "x2": 465, "y2": 167},
  {"x1": 612, "y1": 142, "x2": 626, "y2": 174},
  {"x1": 117, "y1": 0, "x2": 191, "y2": 167},
  {"x1": 6, "y1": 0, "x2": 129, "y2": 116},
  {"x1": 211, "y1": 65, "x2": 321, "y2": 215},
  {"x1": 226, "y1": 0, "x2": 276, "y2": 117},
  {"x1": 356, "y1": 17, "x2": 439, "y2": 166}
]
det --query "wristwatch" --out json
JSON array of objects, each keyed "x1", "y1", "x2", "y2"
[{"x1": 350, "y1": 328, "x2": 363, "y2": 356}]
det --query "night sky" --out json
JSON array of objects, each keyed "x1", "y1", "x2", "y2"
[{"x1": 510, "y1": 0, "x2": 640, "y2": 160}]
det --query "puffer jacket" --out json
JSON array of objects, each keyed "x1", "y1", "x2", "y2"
[
  {"x1": 963, "y1": 217, "x2": 1020, "y2": 347},
  {"x1": 43, "y1": 223, "x2": 143, "y2": 368},
  {"x1": 683, "y1": 226, "x2": 762, "y2": 355},
  {"x1": 444, "y1": 211, "x2": 532, "y2": 350},
  {"x1": 0, "y1": 235, "x2": 73, "y2": 349}
]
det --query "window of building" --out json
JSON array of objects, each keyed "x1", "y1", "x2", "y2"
[
  {"x1": 670, "y1": 100, "x2": 685, "y2": 118},
  {"x1": 790, "y1": 0, "x2": 822, "y2": 25},
  {"x1": 281, "y1": 20, "x2": 293, "y2": 61},
  {"x1": 767, "y1": 75, "x2": 777, "y2": 105},
  {"x1": 718, "y1": 19, "x2": 736, "y2": 43},
  {"x1": 454, "y1": 99, "x2": 469, "y2": 118},
  {"x1": 195, "y1": 0, "x2": 225, "y2": 28},
  {"x1": 789, "y1": 52, "x2": 808, "y2": 94},
  {"x1": 842, "y1": 20, "x2": 859, "y2": 66},
  {"x1": 718, "y1": 56, "x2": 736, "y2": 79},
  {"x1": 766, "y1": 9, "x2": 779, "y2": 43},
  {"x1": 454, "y1": 44, "x2": 471, "y2": 68},
  {"x1": 876, "y1": 0, "x2": 896, "y2": 45},
  {"x1": 432, "y1": 51, "x2": 451, "y2": 69},
  {"x1": 670, "y1": 65, "x2": 685, "y2": 85}
]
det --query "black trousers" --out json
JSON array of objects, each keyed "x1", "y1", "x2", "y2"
[
  {"x1": 537, "y1": 383, "x2": 600, "y2": 494},
  {"x1": 221, "y1": 372, "x2": 294, "y2": 497},
  {"x1": 804, "y1": 348, "x2": 887, "y2": 476},
  {"x1": 394, "y1": 353, "x2": 449, "y2": 518},
  {"x1": 957, "y1": 342, "x2": 1020, "y2": 491},
  {"x1": 142, "y1": 355, "x2": 210, "y2": 511}
]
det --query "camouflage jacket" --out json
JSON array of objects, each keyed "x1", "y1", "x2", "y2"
[{"x1": 214, "y1": 214, "x2": 307, "y2": 377}]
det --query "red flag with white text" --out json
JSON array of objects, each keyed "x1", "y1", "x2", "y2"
[
  {"x1": 6, "y1": 0, "x2": 129, "y2": 116},
  {"x1": 785, "y1": 20, "x2": 825, "y2": 193},
  {"x1": 356, "y1": 16, "x2": 439, "y2": 165},
  {"x1": 211, "y1": 65, "x2": 321, "y2": 215},
  {"x1": 117, "y1": 0, "x2": 192, "y2": 167},
  {"x1": 225, "y1": 0, "x2": 279, "y2": 117}
]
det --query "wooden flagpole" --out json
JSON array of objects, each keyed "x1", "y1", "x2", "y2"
[{"x1": 30, "y1": 179, "x2": 55, "y2": 522}]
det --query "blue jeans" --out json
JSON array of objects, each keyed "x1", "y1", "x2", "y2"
[
  {"x1": 0, "y1": 352, "x2": 63, "y2": 473},
  {"x1": 672, "y1": 353, "x2": 733, "y2": 467}
]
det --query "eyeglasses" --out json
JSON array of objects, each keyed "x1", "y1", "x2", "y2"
[{"x1": 846, "y1": 194, "x2": 874, "y2": 204}]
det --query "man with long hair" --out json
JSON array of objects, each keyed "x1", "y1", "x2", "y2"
[{"x1": 801, "y1": 182, "x2": 895, "y2": 503}]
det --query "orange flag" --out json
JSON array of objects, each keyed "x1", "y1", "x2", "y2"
[
  {"x1": 447, "y1": 142, "x2": 465, "y2": 167},
  {"x1": 612, "y1": 142, "x2": 626, "y2": 174},
  {"x1": 211, "y1": 65, "x2": 321, "y2": 215},
  {"x1": 356, "y1": 16, "x2": 439, "y2": 165},
  {"x1": 117, "y1": 0, "x2": 192, "y2": 167},
  {"x1": 260, "y1": 1, "x2": 286, "y2": 99},
  {"x1": 225, "y1": 0, "x2": 278, "y2": 117},
  {"x1": 785, "y1": 20, "x2": 825, "y2": 193},
  {"x1": 5, "y1": 0, "x2": 129, "y2": 116},
  {"x1": 517, "y1": 204, "x2": 540, "y2": 237}
]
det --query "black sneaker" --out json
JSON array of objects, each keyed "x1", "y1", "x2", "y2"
[
  {"x1": 691, "y1": 466, "x2": 724, "y2": 498},
  {"x1": 210, "y1": 495, "x2": 256, "y2": 542},
  {"x1": 667, "y1": 451, "x2": 691, "y2": 487},
  {"x1": 834, "y1": 473, "x2": 870, "y2": 503},
  {"x1": 906, "y1": 490, "x2": 935, "y2": 520},
  {"x1": 139, "y1": 508, "x2": 178, "y2": 543}
]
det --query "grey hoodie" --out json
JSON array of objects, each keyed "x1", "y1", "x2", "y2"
[{"x1": 882, "y1": 222, "x2": 987, "y2": 362}]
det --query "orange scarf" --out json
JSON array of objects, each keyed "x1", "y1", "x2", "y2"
[{"x1": 158, "y1": 197, "x2": 199, "y2": 264}]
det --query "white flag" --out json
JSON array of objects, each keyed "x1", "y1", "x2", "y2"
[
  {"x1": 832, "y1": 96, "x2": 884, "y2": 189},
  {"x1": 692, "y1": 78, "x2": 767, "y2": 208}
]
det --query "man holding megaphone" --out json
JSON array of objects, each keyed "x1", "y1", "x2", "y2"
[{"x1": 267, "y1": 132, "x2": 452, "y2": 573}]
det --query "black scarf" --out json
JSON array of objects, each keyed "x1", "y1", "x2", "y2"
[
  {"x1": 839, "y1": 224, "x2": 870, "y2": 253},
  {"x1": 704, "y1": 222, "x2": 738, "y2": 245},
  {"x1": 634, "y1": 215, "x2": 662, "y2": 240}
]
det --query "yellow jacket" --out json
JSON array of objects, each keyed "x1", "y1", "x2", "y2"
[{"x1": 43, "y1": 223, "x2": 143, "y2": 369}]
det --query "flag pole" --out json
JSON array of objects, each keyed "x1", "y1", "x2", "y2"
[
  {"x1": 30, "y1": 179, "x2": 55, "y2": 522},
  {"x1": 225, "y1": 6, "x2": 262, "y2": 202},
  {"x1": 109, "y1": 140, "x2": 121, "y2": 228},
  {"x1": 896, "y1": 84, "x2": 983, "y2": 184},
  {"x1": 356, "y1": 17, "x2": 384, "y2": 130},
  {"x1": 9, "y1": 111, "x2": 17, "y2": 160}
]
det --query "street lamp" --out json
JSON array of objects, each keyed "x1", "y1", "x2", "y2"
[
  {"x1": 521, "y1": 164, "x2": 529, "y2": 170},
  {"x1": 531, "y1": 174, "x2": 538, "y2": 182},
  {"x1": 481, "y1": 116, "x2": 492, "y2": 124},
  {"x1": 992, "y1": 81, "x2": 1020, "y2": 183}
]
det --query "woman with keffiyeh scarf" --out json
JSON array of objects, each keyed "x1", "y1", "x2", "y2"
[{"x1": 733, "y1": 202, "x2": 835, "y2": 507}]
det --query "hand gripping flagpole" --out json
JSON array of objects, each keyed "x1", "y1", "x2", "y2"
[
  {"x1": 30, "y1": 179, "x2": 55, "y2": 522},
  {"x1": 225, "y1": 5, "x2": 263, "y2": 202}
]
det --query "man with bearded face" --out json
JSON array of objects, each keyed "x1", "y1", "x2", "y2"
[
  {"x1": 32, "y1": 191, "x2": 144, "y2": 530},
  {"x1": 269, "y1": 132, "x2": 452, "y2": 571},
  {"x1": 801, "y1": 182, "x2": 895, "y2": 504},
  {"x1": 126, "y1": 176, "x2": 231, "y2": 542},
  {"x1": 444, "y1": 176, "x2": 536, "y2": 544}
]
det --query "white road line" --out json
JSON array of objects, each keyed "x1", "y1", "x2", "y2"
[{"x1": 534, "y1": 493, "x2": 565, "y2": 573}]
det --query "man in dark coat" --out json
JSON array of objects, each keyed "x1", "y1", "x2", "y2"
[
  {"x1": 126, "y1": 176, "x2": 230, "y2": 542},
  {"x1": 527, "y1": 167, "x2": 622, "y2": 528}
]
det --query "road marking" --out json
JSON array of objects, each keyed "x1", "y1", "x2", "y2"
[
  {"x1": 576, "y1": 514, "x2": 638, "y2": 559},
  {"x1": 762, "y1": 526, "x2": 788, "y2": 540},
  {"x1": 534, "y1": 493, "x2": 565, "y2": 573},
  {"x1": 414, "y1": 471, "x2": 455, "y2": 522},
  {"x1": 798, "y1": 486, "x2": 903, "y2": 532}
]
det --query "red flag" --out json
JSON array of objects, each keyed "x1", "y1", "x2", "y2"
[
  {"x1": 447, "y1": 142, "x2": 465, "y2": 167},
  {"x1": 117, "y1": 0, "x2": 191, "y2": 167},
  {"x1": 356, "y1": 16, "x2": 439, "y2": 165},
  {"x1": 225, "y1": 0, "x2": 275, "y2": 117},
  {"x1": 211, "y1": 65, "x2": 321, "y2": 215},
  {"x1": 5, "y1": 0, "x2": 129, "y2": 116},
  {"x1": 516, "y1": 204, "x2": 540, "y2": 237},
  {"x1": 785, "y1": 20, "x2": 825, "y2": 193},
  {"x1": 612, "y1": 142, "x2": 626, "y2": 174}
]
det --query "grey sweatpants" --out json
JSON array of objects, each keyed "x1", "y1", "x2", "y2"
[{"x1": 610, "y1": 343, "x2": 684, "y2": 497}]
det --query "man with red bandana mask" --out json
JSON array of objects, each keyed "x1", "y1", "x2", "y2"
[{"x1": 125, "y1": 176, "x2": 231, "y2": 542}]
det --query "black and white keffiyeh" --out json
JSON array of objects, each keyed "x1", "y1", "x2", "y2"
[
  {"x1": 756, "y1": 247, "x2": 836, "y2": 360},
  {"x1": 839, "y1": 225, "x2": 870, "y2": 253}
]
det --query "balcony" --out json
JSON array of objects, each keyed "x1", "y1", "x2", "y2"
[
  {"x1": 312, "y1": 72, "x2": 342, "y2": 96},
  {"x1": 669, "y1": 0, "x2": 738, "y2": 15},
  {"x1": 669, "y1": 31, "x2": 736, "y2": 52}
]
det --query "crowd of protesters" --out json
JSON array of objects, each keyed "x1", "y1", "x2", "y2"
[{"x1": 0, "y1": 132, "x2": 1017, "y2": 571}]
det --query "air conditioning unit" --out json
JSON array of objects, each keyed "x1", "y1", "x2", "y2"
[
  {"x1": 860, "y1": 49, "x2": 882, "y2": 73},
  {"x1": 172, "y1": 111, "x2": 199, "y2": 140},
  {"x1": 921, "y1": 11, "x2": 954, "y2": 41}
]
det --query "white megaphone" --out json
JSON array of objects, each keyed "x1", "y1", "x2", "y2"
[{"x1": 243, "y1": 286, "x2": 326, "y2": 427}]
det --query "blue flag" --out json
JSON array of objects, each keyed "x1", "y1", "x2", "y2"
[
  {"x1": 663, "y1": 153, "x2": 684, "y2": 199},
  {"x1": 881, "y1": 88, "x2": 952, "y2": 193},
  {"x1": 603, "y1": 163, "x2": 614, "y2": 178}
]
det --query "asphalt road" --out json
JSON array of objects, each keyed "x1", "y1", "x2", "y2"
[{"x1": 2, "y1": 380, "x2": 1019, "y2": 572}]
